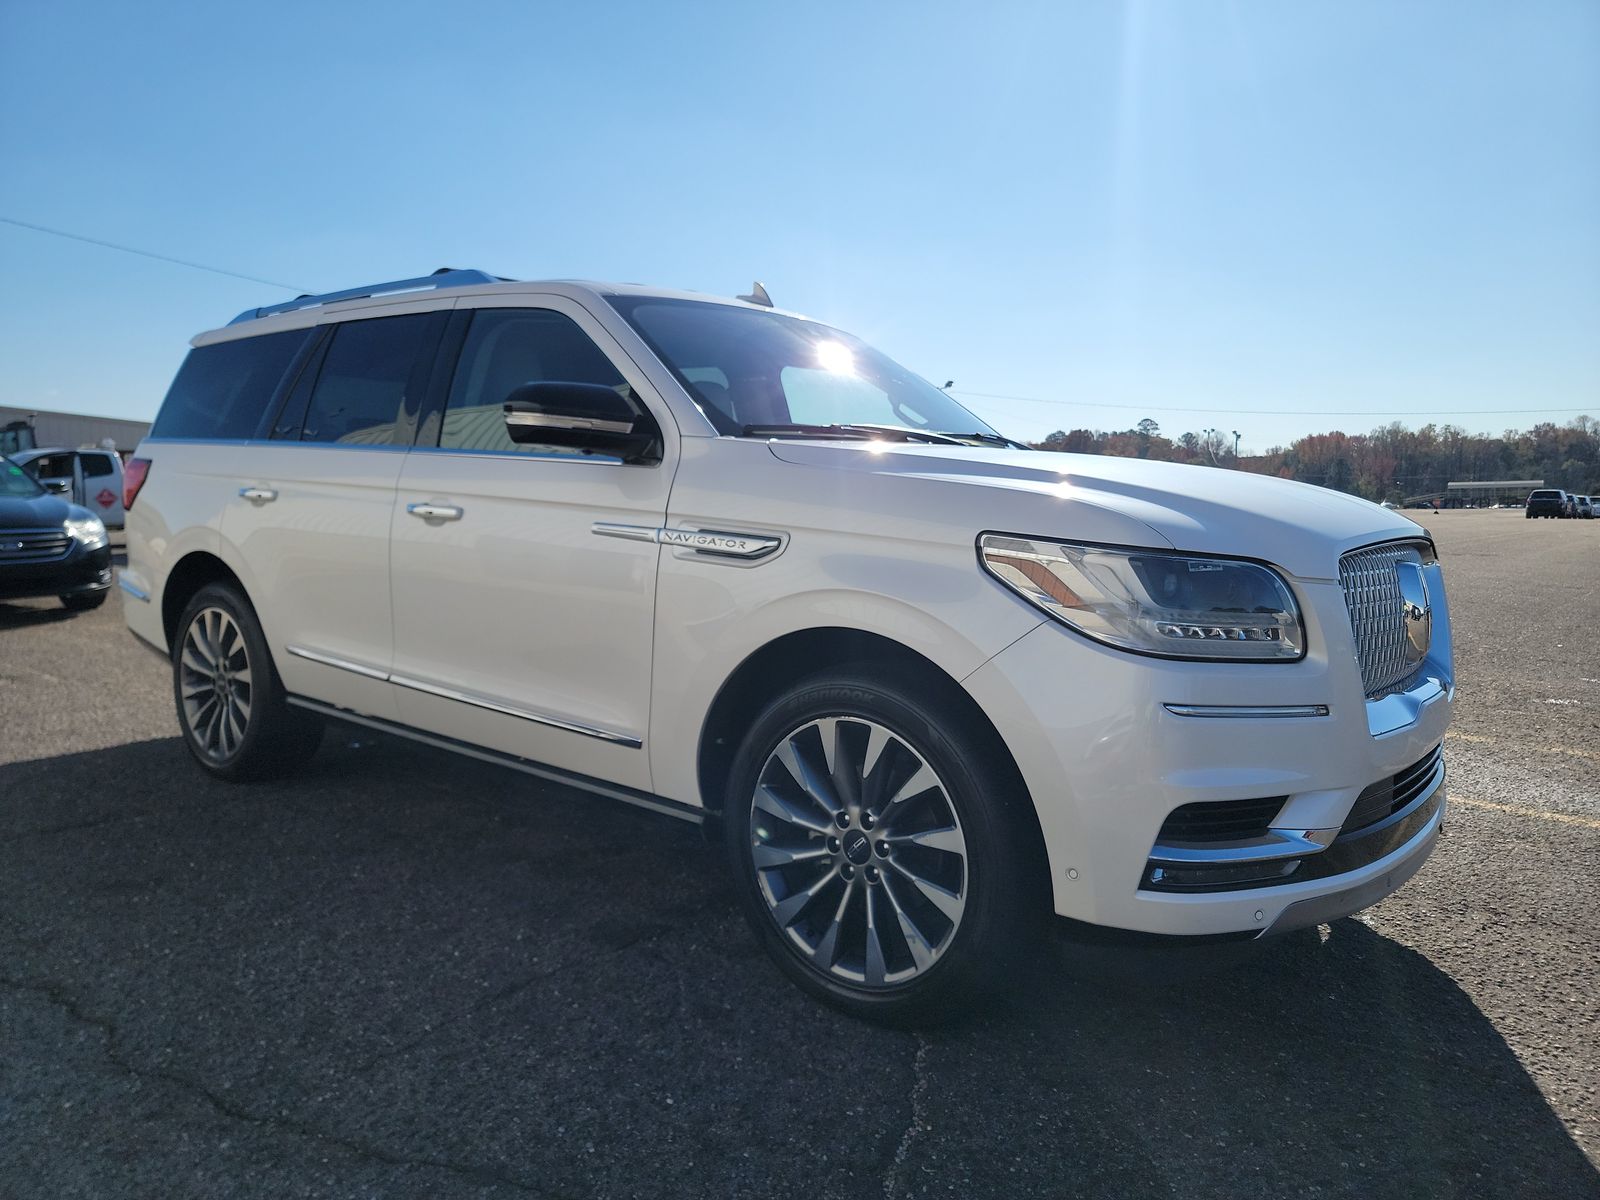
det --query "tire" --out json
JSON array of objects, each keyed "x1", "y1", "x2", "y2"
[
  {"x1": 61, "y1": 591, "x2": 107, "y2": 611},
  {"x1": 723, "y1": 666, "x2": 1044, "y2": 1025},
  {"x1": 172, "y1": 582, "x2": 323, "y2": 781}
]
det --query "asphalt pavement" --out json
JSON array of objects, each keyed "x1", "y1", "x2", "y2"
[{"x1": 1, "y1": 510, "x2": 1596, "y2": 1199}]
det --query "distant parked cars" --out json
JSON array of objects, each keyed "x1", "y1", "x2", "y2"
[
  {"x1": 1526, "y1": 489, "x2": 1569, "y2": 519},
  {"x1": 1576, "y1": 495, "x2": 1595, "y2": 520},
  {"x1": 10, "y1": 446, "x2": 126, "y2": 529},
  {"x1": 0, "y1": 453, "x2": 113, "y2": 610}
]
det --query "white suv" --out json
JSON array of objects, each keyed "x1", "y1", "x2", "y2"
[{"x1": 122, "y1": 269, "x2": 1454, "y2": 1022}]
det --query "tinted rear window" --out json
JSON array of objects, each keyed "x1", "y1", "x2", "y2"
[
  {"x1": 1530, "y1": 491, "x2": 1560, "y2": 499},
  {"x1": 150, "y1": 329, "x2": 311, "y2": 441}
]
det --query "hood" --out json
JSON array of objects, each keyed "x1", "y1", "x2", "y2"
[
  {"x1": 765, "y1": 442, "x2": 1424, "y2": 580},
  {"x1": 0, "y1": 492, "x2": 72, "y2": 530}
]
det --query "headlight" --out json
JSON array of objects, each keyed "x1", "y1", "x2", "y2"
[
  {"x1": 979, "y1": 534, "x2": 1304, "y2": 661},
  {"x1": 64, "y1": 515, "x2": 108, "y2": 550}
]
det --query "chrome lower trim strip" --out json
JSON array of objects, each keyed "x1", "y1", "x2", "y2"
[
  {"x1": 117, "y1": 575, "x2": 150, "y2": 602},
  {"x1": 283, "y1": 644, "x2": 641, "y2": 747},
  {"x1": 387, "y1": 672, "x2": 642, "y2": 748},
  {"x1": 285, "y1": 696, "x2": 696, "y2": 824},
  {"x1": 285, "y1": 643, "x2": 390, "y2": 681},
  {"x1": 1163, "y1": 704, "x2": 1330, "y2": 719},
  {"x1": 1149, "y1": 826, "x2": 1339, "y2": 866}
]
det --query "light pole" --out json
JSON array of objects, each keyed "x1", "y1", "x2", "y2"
[{"x1": 1231, "y1": 431, "x2": 1241, "y2": 458}]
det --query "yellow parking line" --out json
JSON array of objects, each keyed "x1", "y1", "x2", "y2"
[
  {"x1": 1446, "y1": 730, "x2": 1600, "y2": 765},
  {"x1": 1449, "y1": 794, "x2": 1600, "y2": 831}
]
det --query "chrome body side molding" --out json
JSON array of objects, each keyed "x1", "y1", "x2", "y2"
[
  {"x1": 593, "y1": 522, "x2": 783, "y2": 560},
  {"x1": 387, "y1": 672, "x2": 642, "y2": 748},
  {"x1": 284, "y1": 645, "x2": 641, "y2": 747},
  {"x1": 286, "y1": 643, "x2": 390, "y2": 681},
  {"x1": 285, "y1": 696, "x2": 699, "y2": 824}
]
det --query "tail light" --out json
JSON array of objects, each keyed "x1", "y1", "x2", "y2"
[{"x1": 123, "y1": 457, "x2": 151, "y2": 510}]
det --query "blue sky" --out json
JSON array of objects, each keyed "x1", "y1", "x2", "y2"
[{"x1": 2, "y1": 1, "x2": 1595, "y2": 451}]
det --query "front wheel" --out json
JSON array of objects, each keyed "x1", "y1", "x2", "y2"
[
  {"x1": 724, "y1": 668, "x2": 1043, "y2": 1025},
  {"x1": 173, "y1": 583, "x2": 323, "y2": 780}
]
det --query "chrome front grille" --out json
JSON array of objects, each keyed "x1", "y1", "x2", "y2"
[
  {"x1": 0, "y1": 528, "x2": 72, "y2": 564},
  {"x1": 1338, "y1": 540, "x2": 1428, "y2": 699}
]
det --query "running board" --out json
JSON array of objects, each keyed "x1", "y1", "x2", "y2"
[{"x1": 285, "y1": 695, "x2": 704, "y2": 826}]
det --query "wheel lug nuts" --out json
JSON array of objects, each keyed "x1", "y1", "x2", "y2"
[
  {"x1": 865, "y1": 867, "x2": 880, "y2": 884},
  {"x1": 860, "y1": 812, "x2": 874, "y2": 830},
  {"x1": 835, "y1": 811, "x2": 850, "y2": 829},
  {"x1": 875, "y1": 840, "x2": 889, "y2": 857},
  {"x1": 841, "y1": 864, "x2": 855, "y2": 880},
  {"x1": 827, "y1": 836, "x2": 841, "y2": 853}
]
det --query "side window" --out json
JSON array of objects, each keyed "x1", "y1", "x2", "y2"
[
  {"x1": 80, "y1": 453, "x2": 116, "y2": 478},
  {"x1": 297, "y1": 314, "x2": 431, "y2": 445},
  {"x1": 150, "y1": 329, "x2": 311, "y2": 441},
  {"x1": 439, "y1": 309, "x2": 627, "y2": 455},
  {"x1": 28, "y1": 453, "x2": 75, "y2": 480}
]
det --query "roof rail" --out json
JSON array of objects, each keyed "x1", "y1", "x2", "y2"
[{"x1": 228, "y1": 268, "x2": 510, "y2": 325}]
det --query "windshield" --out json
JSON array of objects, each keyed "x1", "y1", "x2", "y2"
[
  {"x1": 610, "y1": 296, "x2": 1003, "y2": 441},
  {"x1": 0, "y1": 455, "x2": 45, "y2": 498}
]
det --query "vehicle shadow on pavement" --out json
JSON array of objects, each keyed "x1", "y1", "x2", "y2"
[
  {"x1": 1, "y1": 733, "x2": 1595, "y2": 1200},
  {"x1": 0, "y1": 600, "x2": 76, "y2": 629}
]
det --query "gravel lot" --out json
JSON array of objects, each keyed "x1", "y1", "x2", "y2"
[{"x1": 2, "y1": 510, "x2": 1596, "y2": 1199}]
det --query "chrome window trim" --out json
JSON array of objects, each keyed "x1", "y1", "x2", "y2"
[
  {"x1": 284, "y1": 644, "x2": 642, "y2": 748},
  {"x1": 1163, "y1": 704, "x2": 1330, "y2": 719},
  {"x1": 407, "y1": 446, "x2": 627, "y2": 466}
]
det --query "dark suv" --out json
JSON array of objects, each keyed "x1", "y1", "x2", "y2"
[
  {"x1": 1526, "y1": 489, "x2": 1569, "y2": 519},
  {"x1": 0, "y1": 454, "x2": 113, "y2": 610}
]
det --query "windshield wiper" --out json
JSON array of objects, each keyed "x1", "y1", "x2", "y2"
[
  {"x1": 934, "y1": 430, "x2": 1033, "y2": 450},
  {"x1": 740, "y1": 423, "x2": 966, "y2": 445}
]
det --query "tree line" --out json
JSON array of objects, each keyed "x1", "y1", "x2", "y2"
[{"x1": 1029, "y1": 417, "x2": 1600, "y2": 502}]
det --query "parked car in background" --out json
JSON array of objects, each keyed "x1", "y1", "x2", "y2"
[
  {"x1": 122, "y1": 269, "x2": 1455, "y2": 1022},
  {"x1": 10, "y1": 446, "x2": 126, "y2": 528},
  {"x1": 1575, "y1": 495, "x2": 1595, "y2": 519},
  {"x1": 1526, "y1": 489, "x2": 1569, "y2": 518},
  {"x1": 0, "y1": 453, "x2": 113, "y2": 610}
]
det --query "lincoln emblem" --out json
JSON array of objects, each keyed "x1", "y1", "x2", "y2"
[{"x1": 1395, "y1": 560, "x2": 1431, "y2": 664}]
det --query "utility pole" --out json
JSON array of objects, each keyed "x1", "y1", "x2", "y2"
[{"x1": 1232, "y1": 430, "x2": 1241, "y2": 459}]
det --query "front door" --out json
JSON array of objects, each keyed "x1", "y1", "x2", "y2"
[{"x1": 388, "y1": 297, "x2": 674, "y2": 792}]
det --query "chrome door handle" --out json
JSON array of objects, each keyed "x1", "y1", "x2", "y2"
[
  {"x1": 407, "y1": 502, "x2": 463, "y2": 522},
  {"x1": 239, "y1": 487, "x2": 278, "y2": 504}
]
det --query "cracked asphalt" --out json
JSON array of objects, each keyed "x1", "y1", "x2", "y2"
[{"x1": 1, "y1": 510, "x2": 1597, "y2": 1199}]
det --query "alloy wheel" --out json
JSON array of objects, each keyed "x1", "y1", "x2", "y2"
[
  {"x1": 749, "y1": 716, "x2": 969, "y2": 987},
  {"x1": 178, "y1": 606, "x2": 253, "y2": 761}
]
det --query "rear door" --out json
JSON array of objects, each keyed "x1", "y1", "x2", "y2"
[
  {"x1": 77, "y1": 451, "x2": 124, "y2": 526},
  {"x1": 224, "y1": 305, "x2": 447, "y2": 720},
  {"x1": 387, "y1": 297, "x2": 675, "y2": 791}
]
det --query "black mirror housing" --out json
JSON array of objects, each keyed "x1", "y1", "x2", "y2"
[{"x1": 502, "y1": 382, "x2": 661, "y2": 464}]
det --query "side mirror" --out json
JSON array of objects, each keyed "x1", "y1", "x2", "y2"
[
  {"x1": 42, "y1": 478, "x2": 70, "y2": 495},
  {"x1": 503, "y1": 382, "x2": 660, "y2": 464}
]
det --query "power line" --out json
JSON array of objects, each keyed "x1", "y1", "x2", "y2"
[
  {"x1": 951, "y1": 389, "x2": 1594, "y2": 419},
  {"x1": 0, "y1": 215, "x2": 310, "y2": 293}
]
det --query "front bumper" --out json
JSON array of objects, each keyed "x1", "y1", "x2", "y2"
[
  {"x1": 962, "y1": 566, "x2": 1454, "y2": 938},
  {"x1": 0, "y1": 543, "x2": 113, "y2": 601}
]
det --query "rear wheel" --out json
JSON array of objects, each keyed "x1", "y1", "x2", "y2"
[
  {"x1": 724, "y1": 668, "x2": 1042, "y2": 1025},
  {"x1": 173, "y1": 583, "x2": 322, "y2": 780}
]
